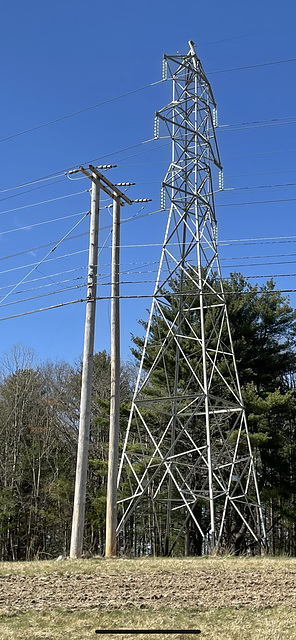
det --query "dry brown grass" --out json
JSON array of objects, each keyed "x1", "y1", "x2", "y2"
[
  {"x1": 0, "y1": 554, "x2": 296, "y2": 577},
  {"x1": 0, "y1": 556, "x2": 296, "y2": 639}
]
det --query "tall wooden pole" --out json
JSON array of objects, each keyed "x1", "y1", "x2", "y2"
[
  {"x1": 69, "y1": 162, "x2": 143, "y2": 559},
  {"x1": 70, "y1": 176, "x2": 100, "y2": 559},
  {"x1": 105, "y1": 194, "x2": 121, "y2": 557}
]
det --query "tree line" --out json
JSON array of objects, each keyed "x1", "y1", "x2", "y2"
[{"x1": 0, "y1": 273, "x2": 296, "y2": 559}]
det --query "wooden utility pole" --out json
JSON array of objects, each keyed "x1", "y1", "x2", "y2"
[
  {"x1": 70, "y1": 165, "x2": 133, "y2": 559},
  {"x1": 105, "y1": 194, "x2": 121, "y2": 557},
  {"x1": 69, "y1": 159, "x2": 150, "y2": 559},
  {"x1": 104, "y1": 194, "x2": 151, "y2": 556},
  {"x1": 70, "y1": 171, "x2": 100, "y2": 559}
]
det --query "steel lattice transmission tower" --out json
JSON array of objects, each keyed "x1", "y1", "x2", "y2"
[{"x1": 117, "y1": 41, "x2": 266, "y2": 555}]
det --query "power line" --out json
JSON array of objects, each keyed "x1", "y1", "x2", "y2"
[
  {"x1": 4, "y1": 159, "x2": 293, "y2": 192},
  {"x1": 0, "y1": 56, "x2": 295, "y2": 151},
  {"x1": 0, "y1": 267, "x2": 88, "y2": 294},
  {"x1": 1, "y1": 275, "x2": 87, "y2": 297},
  {"x1": 92, "y1": 140, "x2": 170, "y2": 166},
  {"x1": 220, "y1": 251, "x2": 296, "y2": 261},
  {"x1": 2, "y1": 234, "x2": 293, "y2": 273},
  {"x1": 4, "y1": 215, "x2": 296, "y2": 268},
  {"x1": 121, "y1": 207, "x2": 162, "y2": 224},
  {"x1": 0, "y1": 138, "x2": 165, "y2": 197},
  {"x1": 1, "y1": 179, "x2": 295, "y2": 231},
  {"x1": 244, "y1": 272, "x2": 296, "y2": 280},
  {"x1": 0, "y1": 189, "x2": 89, "y2": 218},
  {"x1": 0, "y1": 196, "x2": 113, "y2": 238},
  {"x1": 2, "y1": 284, "x2": 296, "y2": 323},
  {"x1": 0, "y1": 298, "x2": 86, "y2": 322},
  {"x1": 219, "y1": 115, "x2": 296, "y2": 129},
  {"x1": 217, "y1": 116, "x2": 296, "y2": 133},
  {"x1": 0, "y1": 233, "x2": 89, "y2": 263},
  {"x1": 0, "y1": 79, "x2": 165, "y2": 145},
  {"x1": 4, "y1": 258, "x2": 296, "y2": 299},
  {"x1": 0, "y1": 210, "x2": 89, "y2": 237},
  {"x1": 3, "y1": 232, "x2": 296, "y2": 282},
  {"x1": 4, "y1": 264, "x2": 296, "y2": 311},
  {"x1": 0, "y1": 207, "x2": 162, "y2": 264},
  {"x1": 208, "y1": 56, "x2": 296, "y2": 75},
  {"x1": 1, "y1": 173, "x2": 295, "y2": 230},
  {"x1": 0, "y1": 172, "x2": 66, "y2": 195},
  {"x1": 224, "y1": 147, "x2": 296, "y2": 160},
  {"x1": 220, "y1": 182, "x2": 296, "y2": 193},
  {"x1": 0, "y1": 262, "x2": 161, "y2": 293},
  {"x1": 4, "y1": 234, "x2": 296, "y2": 278},
  {"x1": 0, "y1": 236, "x2": 119, "y2": 298},
  {"x1": 222, "y1": 259, "x2": 296, "y2": 269},
  {"x1": 219, "y1": 234, "x2": 296, "y2": 246},
  {"x1": 217, "y1": 197, "x2": 296, "y2": 208},
  {"x1": 227, "y1": 169, "x2": 296, "y2": 179},
  {"x1": 0, "y1": 204, "x2": 118, "y2": 261},
  {"x1": 97, "y1": 235, "x2": 296, "y2": 250},
  {"x1": 0, "y1": 249, "x2": 89, "y2": 277},
  {"x1": 1, "y1": 136, "x2": 295, "y2": 201},
  {"x1": 0, "y1": 177, "x2": 66, "y2": 205},
  {"x1": 0, "y1": 283, "x2": 87, "y2": 310},
  {"x1": 23, "y1": 259, "x2": 296, "y2": 291},
  {"x1": 0, "y1": 211, "x2": 90, "y2": 306},
  {"x1": 11, "y1": 252, "x2": 296, "y2": 293},
  {"x1": 0, "y1": 138, "x2": 292, "y2": 214}
]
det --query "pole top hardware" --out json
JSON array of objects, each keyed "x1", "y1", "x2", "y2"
[
  {"x1": 89, "y1": 165, "x2": 133, "y2": 206},
  {"x1": 96, "y1": 164, "x2": 117, "y2": 170},
  {"x1": 66, "y1": 164, "x2": 117, "y2": 176},
  {"x1": 115, "y1": 182, "x2": 135, "y2": 187},
  {"x1": 78, "y1": 165, "x2": 133, "y2": 206}
]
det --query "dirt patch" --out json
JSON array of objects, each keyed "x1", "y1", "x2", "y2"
[{"x1": 1, "y1": 566, "x2": 296, "y2": 613}]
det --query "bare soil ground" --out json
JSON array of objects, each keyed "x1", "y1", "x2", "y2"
[{"x1": 1, "y1": 558, "x2": 296, "y2": 614}]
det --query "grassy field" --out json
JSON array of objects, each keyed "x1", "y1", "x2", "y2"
[
  {"x1": 1, "y1": 554, "x2": 296, "y2": 576},
  {"x1": 0, "y1": 557, "x2": 296, "y2": 639},
  {"x1": 1, "y1": 606, "x2": 296, "y2": 640}
]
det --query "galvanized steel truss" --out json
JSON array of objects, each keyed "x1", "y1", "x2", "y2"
[{"x1": 117, "y1": 42, "x2": 266, "y2": 555}]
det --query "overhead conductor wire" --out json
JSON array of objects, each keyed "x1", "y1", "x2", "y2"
[
  {"x1": 0, "y1": 54, "x2": 295, "y2": 146},
  {"x1": 0, "y1": 210, "x2": 91, "y2": 306},
  {"x1": 2, "y1": 285, "x2": 296, "y2": 324},
  {"x1": 1, "y1": 58, "x2": 296, "y2": 321}
]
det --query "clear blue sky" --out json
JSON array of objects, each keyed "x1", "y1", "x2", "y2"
[{"x1": 0, "y1": 0, "x2": 295, "y2": 368}]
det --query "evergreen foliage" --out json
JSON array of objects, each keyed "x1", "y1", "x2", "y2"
[{"x1": 130, "y1": 273, "x2": 296, "y2": 554}]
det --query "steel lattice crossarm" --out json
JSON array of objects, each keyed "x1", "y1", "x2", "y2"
[{"x1": 116, "y1": 41, "x2": 266, "y2": 556}]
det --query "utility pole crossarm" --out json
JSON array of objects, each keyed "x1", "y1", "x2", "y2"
[{"x1": 89, "y1": 165, "x2": 133, "y2": 205}]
